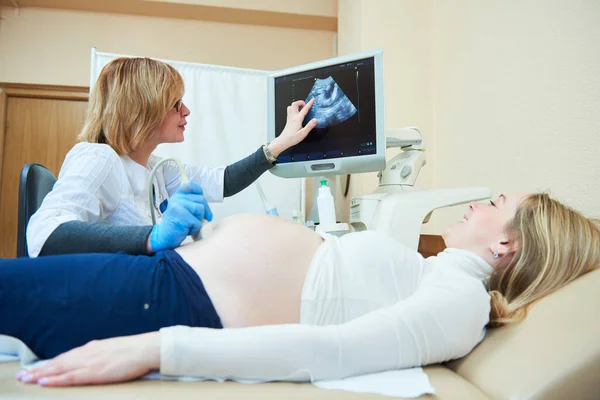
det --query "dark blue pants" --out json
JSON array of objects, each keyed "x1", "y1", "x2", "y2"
[{"x1": 0, "y1": 250, "x2": 222, "y2": 359}]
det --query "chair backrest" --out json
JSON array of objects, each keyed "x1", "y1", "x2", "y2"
[{"x1": 17, "y1": 163, "x2": 57, "y2": 257}]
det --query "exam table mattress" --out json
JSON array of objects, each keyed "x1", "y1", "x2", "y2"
[{"x1": 0, "y1": 363, "x2": 488, "y2": 400}]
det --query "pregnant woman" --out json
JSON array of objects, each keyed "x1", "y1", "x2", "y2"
[{"x1": 4, "y1": 192, "x2": 598, "y2": 387}]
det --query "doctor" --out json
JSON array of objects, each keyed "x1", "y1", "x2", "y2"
[{"x1": 26, "y1": 57, "x2": 318, "y2": 257}]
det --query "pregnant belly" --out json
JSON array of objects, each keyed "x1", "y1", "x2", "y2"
[{"x1": 175, "y1": 213, "x2": 324, "y2": 328}]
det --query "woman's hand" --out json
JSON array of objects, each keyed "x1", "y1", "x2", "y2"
[
  {"x1": 16, "y1": 332, "x2": 160, "y2": 387},
  {"x1": 268, "y1": 98, "x2": 318, "y2": 157}
]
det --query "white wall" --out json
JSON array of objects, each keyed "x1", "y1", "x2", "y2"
[
  {"x1": 431, "y1": 0, "x2": 600, "y2": 228},
  {"x1": 337, "y1": 0, "x2": 600, "y2": 232},
  {"x1": 333, "y1": 0, "x2": 434, "y2": 224}
]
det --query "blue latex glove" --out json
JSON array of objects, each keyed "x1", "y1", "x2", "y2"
[{"x1": 149, "y1": 181, "x2": 213, "y2": 252}]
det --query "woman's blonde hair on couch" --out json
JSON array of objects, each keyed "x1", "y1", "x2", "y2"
[
  {"x1": 78, "y1": 57, "x2": 184, "y2": 155},
  {"x1": 488, "y1": 193, "x2": 600, "y2": 327}
]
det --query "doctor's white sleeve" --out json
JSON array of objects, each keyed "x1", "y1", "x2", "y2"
[
  {"x1": 160, "y1": 275, "x2": 491, "y2": 381},
  {"x1": 162, "y1": 160, "x2": 225, "y2": 203},
  {"x1": 26, "y1": 144, "x2": 122, "y2": 257}
]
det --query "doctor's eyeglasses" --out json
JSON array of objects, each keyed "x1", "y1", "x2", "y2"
[{"x1": 174, "y1": 99, "x2": 184, "y2": 112}]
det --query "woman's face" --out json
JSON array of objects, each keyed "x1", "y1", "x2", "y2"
[
  {"x1": 442, "y1": 192, "x2": 529, "y2": 264},
  {"x1": 155, "y1": 99, "x2": 190, "y2": 144}
]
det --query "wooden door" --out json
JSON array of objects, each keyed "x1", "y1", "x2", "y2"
[{"x1": 0, "y1": 84, "x2": 88, "y2": 258}]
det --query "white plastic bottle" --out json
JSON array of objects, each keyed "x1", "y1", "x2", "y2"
[{"x1": 317, "y1": 179, "x2": 336, "y2": 227}]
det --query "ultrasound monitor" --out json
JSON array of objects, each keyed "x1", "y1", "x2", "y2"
[{"x1": 267, "y1": 49, "x2": 385, "y2": 178}]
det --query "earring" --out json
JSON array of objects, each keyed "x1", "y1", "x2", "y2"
[{"x1": 493, "y1": 252, "x2": 499, "y2": 259}]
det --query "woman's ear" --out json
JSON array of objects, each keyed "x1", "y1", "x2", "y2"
[{"x1": 490, "y1": 238, "x2": 514, "y2": 258}]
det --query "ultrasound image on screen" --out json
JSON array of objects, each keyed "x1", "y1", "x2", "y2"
[
  {"x1": 274, "y1": 57, "x2": 376, "y2": 164},
  {"x1": 303, "y1": 76, "x2": 357, "y2": 129}
]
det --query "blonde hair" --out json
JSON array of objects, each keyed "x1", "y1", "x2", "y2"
[
  {"x1": 488, "y1": 193, "x2": 600, "y2": 327},
  {"x1": 79, "y1": 57, "x2": 184, "y2": 155}
]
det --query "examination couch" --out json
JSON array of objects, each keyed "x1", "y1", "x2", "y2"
[{"x1": 1, "y1": 268, "x2": 598, "y2": 399}]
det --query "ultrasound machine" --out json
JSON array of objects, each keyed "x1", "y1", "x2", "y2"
[{"x1": 267, "y1": 49, "x2": 491, "y2": 250}]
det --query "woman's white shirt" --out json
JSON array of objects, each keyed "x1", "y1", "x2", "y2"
[
  {"x1": 160, "y1": 231, "x2": 494, "y2": 382},
  {"x1": 26, "y1": 142, "x2": 225, "y2": 257}
]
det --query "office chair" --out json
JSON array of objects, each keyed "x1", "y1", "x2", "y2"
[{"x1": 16, "y1": 163, "x2": 57, "y2": 257}]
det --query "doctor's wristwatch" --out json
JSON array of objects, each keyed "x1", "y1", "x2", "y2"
[{"x1": 262, "y1": 142, "x2": 277, "y2": 164}]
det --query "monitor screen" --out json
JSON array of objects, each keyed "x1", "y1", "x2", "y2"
[{"x1": 267, "y1": 49, "x2": 385, "y2": 178}]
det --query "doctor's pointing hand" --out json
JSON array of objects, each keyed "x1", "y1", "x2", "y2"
[{"x1": 267, "y1": 98, "x2": 318, "y2": 157}]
